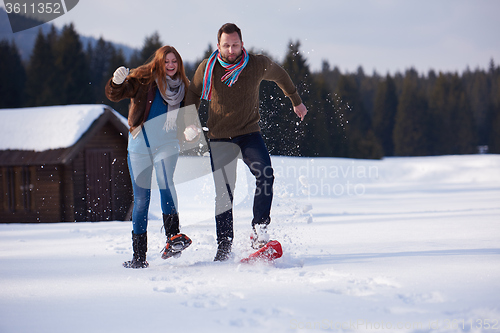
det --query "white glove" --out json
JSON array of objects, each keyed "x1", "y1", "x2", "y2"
[
  {"x1": 112, "y1": 66, "x2": 129, "y2": 84},
  {"x1": 184, "y1": 125, "x2": 202, "y2": 141}
]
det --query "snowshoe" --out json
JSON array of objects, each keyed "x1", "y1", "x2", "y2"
[
  {"x1": 241, "y1": 240, "x2": 283, "y2": 263},
  {"x1": 161, "y1": 233, "x2": 192, "y2": 259}
]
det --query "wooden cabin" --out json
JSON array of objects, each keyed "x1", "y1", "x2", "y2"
[{"x1": 0, "y1": 105, "x2": 132, "y2": 223}]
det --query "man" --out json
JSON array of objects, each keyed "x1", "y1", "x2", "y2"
[{"x1": 185, "y1": 23, "x2": 307, "y2": 261}]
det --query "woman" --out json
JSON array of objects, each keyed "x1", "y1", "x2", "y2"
[{"x1": 106, "y1": 46, "x2": 192, "y2": 268}]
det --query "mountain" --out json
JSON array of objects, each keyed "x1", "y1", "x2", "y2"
[{"x1": 0, "y1": 7, "x2": 136, "y2": 61}]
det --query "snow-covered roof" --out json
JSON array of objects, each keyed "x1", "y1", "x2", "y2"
[{"x1": 0, "y1": 104, "x2": 128, "y2": 152}]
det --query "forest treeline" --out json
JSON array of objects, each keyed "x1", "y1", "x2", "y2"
[{"x1": 1, "y1": 23, "x2": 499, "y2": 158}]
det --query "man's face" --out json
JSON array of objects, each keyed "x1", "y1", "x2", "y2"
[{"x1": 217, "y1": 32, "x2": 243, "y2": 64}]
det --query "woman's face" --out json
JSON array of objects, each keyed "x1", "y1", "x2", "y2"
[{"x1": 165, "y1": 52, "x2": 178, "y2": 78}]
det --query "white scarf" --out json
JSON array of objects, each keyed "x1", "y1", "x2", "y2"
[{"x1": 156, "y1": 76, "x2": 185, "y2": 131}]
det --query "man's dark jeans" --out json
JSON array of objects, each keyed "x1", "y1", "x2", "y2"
[{"x1": 209, "y1": 132, "x2": 274, "y2": 244}]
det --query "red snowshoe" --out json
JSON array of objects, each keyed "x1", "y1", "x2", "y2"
[{"x1": 240, "y1": 240, "x2": 283, "y2": 263}]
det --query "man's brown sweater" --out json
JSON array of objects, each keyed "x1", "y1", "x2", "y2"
[{"x1": 185, "y1": 53, "x2": 302, "y2": 139}]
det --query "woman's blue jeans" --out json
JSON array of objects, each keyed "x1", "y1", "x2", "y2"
[{"x1": 128, "y1": 147, "x2": 179, "y2": 235}]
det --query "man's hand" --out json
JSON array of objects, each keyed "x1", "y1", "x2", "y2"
[
  {"x1": 294, "y1": 103, "x2": 308, "y2": 121},
  {"x1": 184, "y1": 125, "x2": 202, "y2": 141}
]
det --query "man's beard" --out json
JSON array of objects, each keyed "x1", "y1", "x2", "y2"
[{"x1": 220, "y1": 51, "x2": 241, "y2": 64}]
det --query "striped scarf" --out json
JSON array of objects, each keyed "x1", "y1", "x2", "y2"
[{"x1": 201, "y1": 47, "x2": 249, "y2": 101}]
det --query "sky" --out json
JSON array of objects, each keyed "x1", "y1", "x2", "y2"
[{"x1": 2, "y1": 0, "x2": 500, "y2": 74}]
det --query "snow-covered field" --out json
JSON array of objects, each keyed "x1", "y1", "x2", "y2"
[{"x1": 1, "y1": 154, "x2": 499, "y2": 333}]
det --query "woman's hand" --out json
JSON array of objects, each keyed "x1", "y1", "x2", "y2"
[{"x1": 112, "y1": 66, "x2": 129, "y2": 85}]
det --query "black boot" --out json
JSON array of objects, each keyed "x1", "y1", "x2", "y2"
[
  {"x1": 162, "y1": 213, "x2": 180, "y2": 240},
  {"x1": 214, "y1": 238, "x2": 232, "y2": 262},
  {"x1": 161, "y1": 213, "x2": 192, "y2": 259},
  {"x1": 214, "y1": 209, "x2": 233, "y2": 261},
  {"x1": 123, "y1": 232, "x2": 149, "y2": 269}
]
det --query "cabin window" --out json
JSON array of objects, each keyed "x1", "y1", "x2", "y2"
[{"x1": 1, "y1": 167, "x2": 35, "y2": 212}]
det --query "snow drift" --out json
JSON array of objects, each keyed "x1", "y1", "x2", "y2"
[{"x1": 1, "y1": 154, "x2": 499, "y2": 333}]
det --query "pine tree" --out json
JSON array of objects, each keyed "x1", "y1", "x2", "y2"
[
  {"x1": 0, "y1": 40, "x2": 26, "y2": 108},
  {"x1": 319, "y1": 61, "x2": 342, "y2": 93},
  {"x1": 25, "y1": 26, "x2": 62, "y2": 106},
  {"x1": 373, "y1": 74, "x2": 398, "y2": 156},
  {"x1": 335, "y1": 74, "x2": 382, "y2": 159},
  {"x1": 490, "y1": 108, "x2": 500, "y2": 154},
  {"x1": 393, "y1": 70, "x2": 431, "y2": 156},
  {"x1": 429, "y1": 73, "x2": 477, "y2": 154},
  {"x1": 277, "y1": 40, "x2": 313, "y2": 156},
  {"x1": 142, "y1": 31, "x2": 163, "y2": 62},
  {"x1": 310, "y1": 73, "x2": 348, "y2": 157},
  {"x1": 356, "y1": 66, "x2": 380, "y2": 121},
  {"x1": 487, "y1": 61, "x2": 500, "y2": 153},
  {"x1": 26, "y1": 29, "x2": 50, "y2": 106},
  {"x1": 282, "y1": 41, "x2": 311, "y2": 92},
  {"x1": 54, "y1": 23, "x2": 91, "y2": 104},
  {"x1": 129, "y1": 31, "x2": 163, "y2": 68},
  {"x1": 87, "y1": 37, "x2": 119, "y2": 104},
  {"x1": 454, "y1": 89, "x2": 477, "y2": 154},
  {"x1": 464, "y1": 69, "x2": 490, "y2": 145}
]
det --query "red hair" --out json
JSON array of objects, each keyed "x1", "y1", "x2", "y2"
[{"x1": 129, "y1": 45, "x2": 189, "y2": 99}]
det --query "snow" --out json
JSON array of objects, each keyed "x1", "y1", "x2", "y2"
[
  {"x1": 1, "y1": 154, "x2": 499, "y2": 333},
  {"x1": 0, "y1": 105, "x2": 106, "y2": 151}
]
